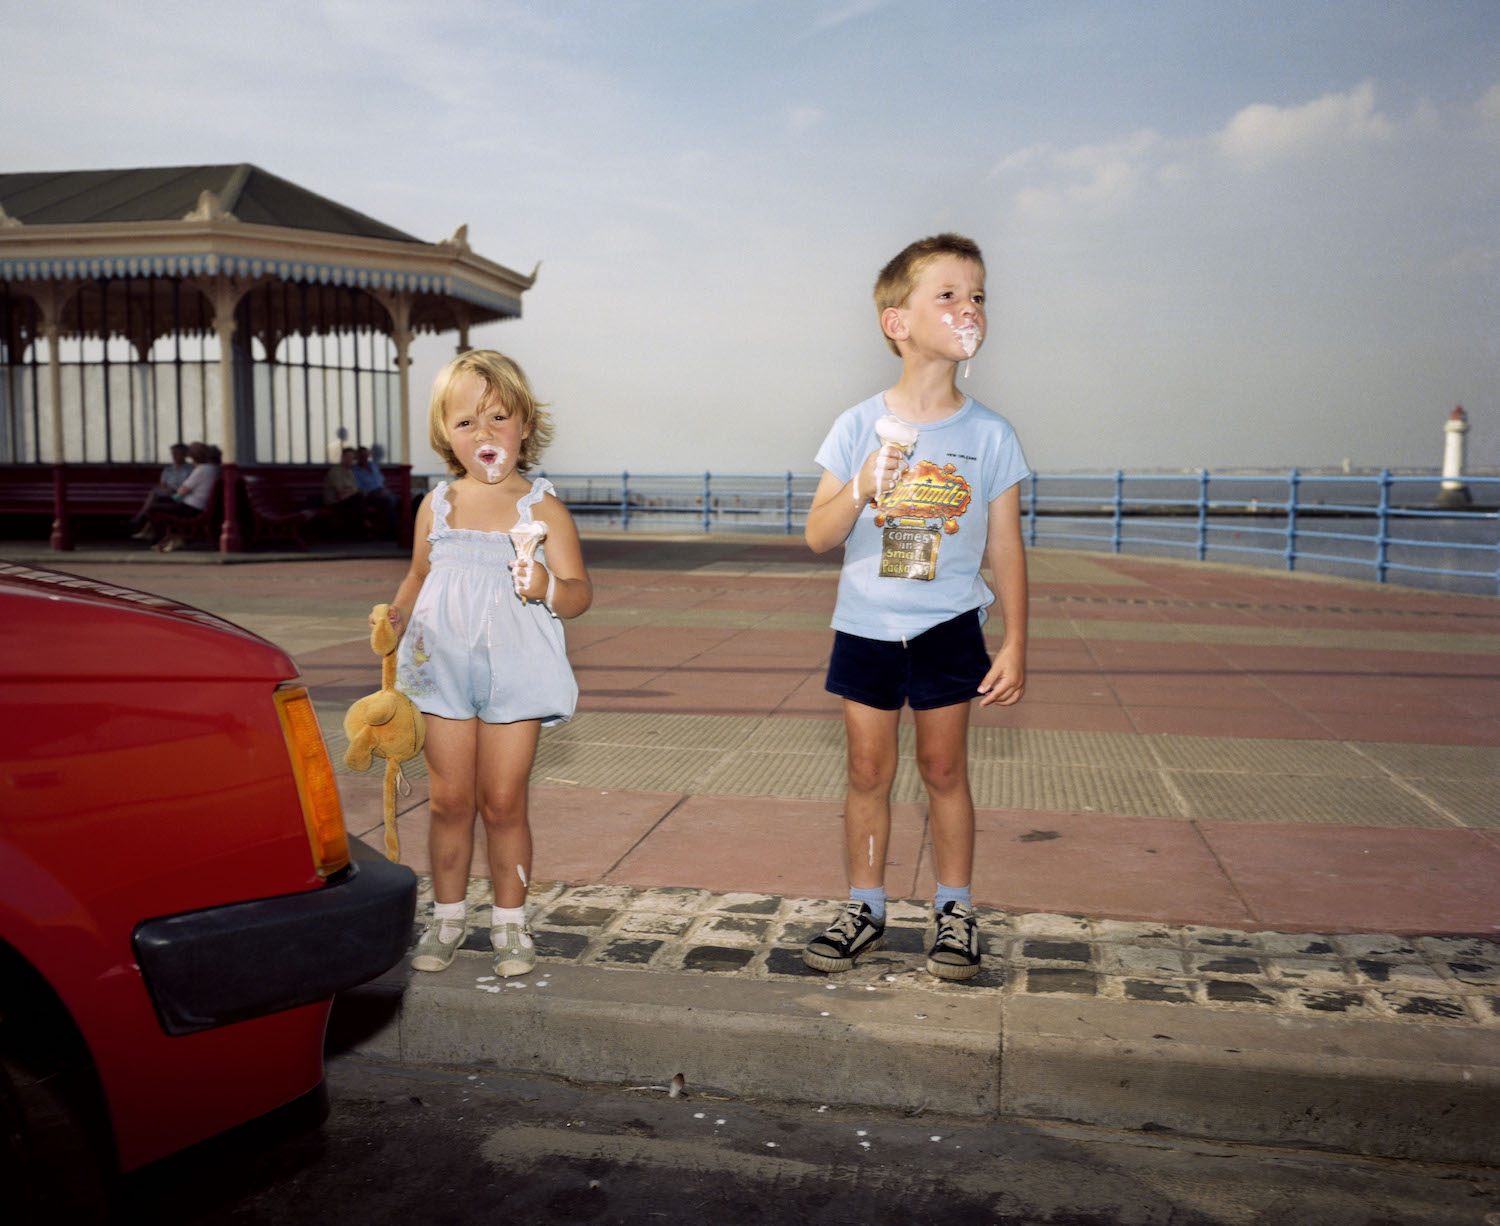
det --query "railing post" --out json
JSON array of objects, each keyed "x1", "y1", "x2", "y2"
[
  {"x1": 1285, "y1": 469, "x2": 1299, "y2": 571},
  {"x1": 1376, "y1": 467, "x2": 1392, "y2": 583},
  {"x1": 621, "y1": 470, "x2": 630, "y2": 531},
  {"x1": 703, "y1": 470, "x2": 712, "y2": 533},
  {"x1": 1026, "y1": 471, "x2": 1038, "y2": 546},
  {"x1": 785, "y1": 471, "x2": 794, "y2": 535},
  {"x1": 1196, "y1": 469, "x2": 1209, "y2": 560},
  {"x1": 1112, "y1": 470, "x2": 1125, "y2": 553}
]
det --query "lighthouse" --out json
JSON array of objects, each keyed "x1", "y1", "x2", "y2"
[{"x1": 1437, "y1": 405, "x2": 1470, "y2": 508}]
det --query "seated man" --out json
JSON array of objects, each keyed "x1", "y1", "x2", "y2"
[
  {"x1": 353, "y1": 445, "x2": 398, "y2": 538},
  {"x1": 323, "y1": 447, "x2": 366, "y2": 536}
]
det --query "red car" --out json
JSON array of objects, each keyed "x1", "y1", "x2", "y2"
[{"x1": 0, "y1": 563, "x2": 415, "y2": 1216}]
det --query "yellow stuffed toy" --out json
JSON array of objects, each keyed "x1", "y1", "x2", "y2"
[{"x1": 343, "y1": 603, "x2": 425, "y2": 862}]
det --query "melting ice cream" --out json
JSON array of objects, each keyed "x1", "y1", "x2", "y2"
[
  {"x1": 871, "y1": 413, "x2": 919, "y2": 501},
  {"x1": 508, "y1": 521, "x2": 547, "y2": 594},
  {"x1": 477, "y1": 446, "x2": 507, "y2": 483},
  {"x1": 942, "y1": 312, "x2": 981, "y2": 358}
]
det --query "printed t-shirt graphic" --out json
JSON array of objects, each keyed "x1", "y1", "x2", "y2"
[{"x1": 874, "y1": 460, "x2": 974, "y2": 581}]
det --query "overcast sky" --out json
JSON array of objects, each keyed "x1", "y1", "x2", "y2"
[{"x1": 7, "y1": 1, "x2": 1498, "y2": 477}]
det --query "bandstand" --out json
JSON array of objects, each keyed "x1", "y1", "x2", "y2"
[{"x1": 0, "y1": 164, "x2": 535, "y2": 550}]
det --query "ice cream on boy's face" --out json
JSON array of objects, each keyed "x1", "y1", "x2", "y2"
[{"x1": 942, "y1": 313, "x2": 981, "y2": 358}]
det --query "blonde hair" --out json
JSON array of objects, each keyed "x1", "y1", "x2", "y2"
[
  {"x1": 427, "y1": 349, "x2": 554, "y2": 476},
  {"x1": 873, "y1": 233, "x2": 985, "y2": 356}
]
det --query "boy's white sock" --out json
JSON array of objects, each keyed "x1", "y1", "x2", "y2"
[{"x1": 432, "y1": 899, "x2": 466, "y2": 941}]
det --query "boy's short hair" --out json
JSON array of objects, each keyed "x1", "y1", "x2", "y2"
[
  {"x1": 874, "y1": 233, "x2": 985, "y2": 356},
  {"x1": 427, "y1": 349, "x2": 554, "y2": 477}
]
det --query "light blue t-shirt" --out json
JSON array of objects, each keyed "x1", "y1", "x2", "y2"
[{"x1": 814, "y1": 393, "x2": 1029, "y2": 641}]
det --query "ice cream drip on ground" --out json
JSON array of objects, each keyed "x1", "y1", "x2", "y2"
[
  {"x1": 508, "y1": 520, "x2": 547, "y2": 594},
  {"x1": 477, "y1": 446, "x2": 507, "y2": 483}
]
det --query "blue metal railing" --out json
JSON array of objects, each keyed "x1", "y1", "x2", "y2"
[{"x1": 411, "y1": 469, "x2": 1500, "y2": 595}]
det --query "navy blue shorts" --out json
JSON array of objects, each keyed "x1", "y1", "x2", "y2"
[{"x1": 825, "y1": 608, "x2": 991, "y2": 711}]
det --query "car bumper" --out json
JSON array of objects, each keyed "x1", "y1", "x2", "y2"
[{"x1": 133, "y1": 853, "x2": 416, "y2": 1036}]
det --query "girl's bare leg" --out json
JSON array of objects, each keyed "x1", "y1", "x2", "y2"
[
  {"x1": 841, "y1": 700, "x2": 900, "y2": 890},
  {"x1": 422, "y1": 714, "x2": 480, "y2": 905},
  {"x1": 475, "y1": 718, "x2": 542, "y2": 910}
]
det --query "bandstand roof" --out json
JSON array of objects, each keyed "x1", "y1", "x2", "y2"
[{"x1": 0, "y1": 163, "x2": 535, "y2": 334}]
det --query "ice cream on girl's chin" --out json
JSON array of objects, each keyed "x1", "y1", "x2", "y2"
[{"x1": 476, "y1": 446, "x2": 507, "y2": 483}]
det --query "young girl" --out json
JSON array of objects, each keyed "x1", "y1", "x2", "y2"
[{"x1": 384, "y1": 350, "x2": 592, "y2": 977}]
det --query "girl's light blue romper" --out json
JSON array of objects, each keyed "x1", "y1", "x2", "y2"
[{"x1": 395, "y1": 477, "x2": 577, "y2": 727}]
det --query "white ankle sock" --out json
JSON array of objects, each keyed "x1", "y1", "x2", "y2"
[{"x1": 433, "y1": 900, "x2": 466, "y2": 940}]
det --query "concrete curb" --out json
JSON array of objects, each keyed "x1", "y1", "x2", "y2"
[
  {"x1": 329, "y1": 882, "x2": 1500, "y2": 1167},
  {"x1": 332, "y1": 955, "x2": 1499, "y2": 1166}
]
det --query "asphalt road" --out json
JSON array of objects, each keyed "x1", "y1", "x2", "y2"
[{"x1": 115, "y1": 1056, "x2": 1500, "y2": 1226}]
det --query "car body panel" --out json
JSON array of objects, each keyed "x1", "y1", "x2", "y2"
[{"x1": 0, "y1": 564, "x2": 415, "y2": 1172}]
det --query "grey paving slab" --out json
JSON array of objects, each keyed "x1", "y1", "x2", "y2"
[
  {"x1": 1169, "y1": 773, "x2": 1454, "y2": 827},
  {"x1": 1147, "y1": 736, "x2": 1383, "y2": 775},
  {"x1": 1404, "y1": 777, "x2": 1500, "y2": 828},
  {"x1": 531, "y1": 741, "x2": 728, "y2": 793},
  {"x1": 1356, "y1": 742, "x2": 1500, "y2": 778},
  {"x1": 967, "y1": 760, "x2": 1185, "y2": 816}
]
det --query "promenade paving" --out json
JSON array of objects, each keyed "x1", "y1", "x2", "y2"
[{"x1": 8, "y1": 532, "x2": 1499, "y2": 1161}]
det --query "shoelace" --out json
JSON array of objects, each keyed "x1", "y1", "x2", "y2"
[
  {"x1": 933, "y1": 910, "x2": 973, "y2": 952},
  {"x1": 829, "y1": 904, "x2": 868, "y2": 941}
]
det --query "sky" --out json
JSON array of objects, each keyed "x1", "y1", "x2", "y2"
[{"x1": 6, "y1": 0, "x2": 1498, "y2": 477}]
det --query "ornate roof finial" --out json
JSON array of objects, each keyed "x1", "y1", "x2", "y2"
[
  {"x1": 182, "y1": 190, "x2": 238, "y2": 223},
  {"x1": 0, "y1": 203, "x2": 21, "y2": 229},
  {"x1": 444, "y1": 223, "x2": 470, "y2": 251}
]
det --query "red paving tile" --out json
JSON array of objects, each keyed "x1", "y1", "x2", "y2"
[
  {"x1": 1128, "y1": 706, "x2": 1336, "y2": 740},
  {"x1": 942, "y1": 810, "x2": 1255, "y2": 928},
  {"x1": 1106, "y1": 674, "x2": 1288, "y2": 710},
  {"x1": 974, "y1": 702, "x2": 1137, "y2": 734},
  {"x1": 1303, "y1": 710, "x2": 1500, "y2": 746},
  {"x1": 1197, "y1": 824, "x2": 1500, "y2": 936},
  {"x1": 602, "y1": 796, "x2": 928, "y2": 899}
]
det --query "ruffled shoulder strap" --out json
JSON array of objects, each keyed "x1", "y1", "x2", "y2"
[
  {"x1": 426, "y1": 480, "x2": 452, "y2": 538},
  {"x1": 514, "y1": 476, "x2": 554, "y2": 523}
]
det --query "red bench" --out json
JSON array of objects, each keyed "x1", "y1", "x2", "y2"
[{"x1": 0, "y1": 462, "x2": 412, "y2": 550}]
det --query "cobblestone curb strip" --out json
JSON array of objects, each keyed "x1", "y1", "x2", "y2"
[{"x1": 335, "y1": 880, "x2": 1500, "y2": 1165}]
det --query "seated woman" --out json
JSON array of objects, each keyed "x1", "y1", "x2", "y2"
[{"x1": 149, "y1": 443, "x2": 221, "y2": 552}]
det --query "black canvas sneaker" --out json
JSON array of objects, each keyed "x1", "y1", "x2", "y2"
[
  {"x1": 926, "y1": 900, "x2": 981, "y2": 980},
  {"x1": 802, "y1": 901, "x2": 885, "y2": 973}
]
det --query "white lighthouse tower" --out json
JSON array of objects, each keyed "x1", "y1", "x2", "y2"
[{"x1": 1437, "y1": 405, "x2": 1470, "y2": 508}]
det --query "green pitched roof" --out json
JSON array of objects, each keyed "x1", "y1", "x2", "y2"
[{"x1": 0, "y1": 164, "x2": 421, "y2": 243}]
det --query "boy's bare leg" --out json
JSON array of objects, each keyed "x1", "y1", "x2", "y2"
[
  {"x1": 913, "y1": 701, "x2": 975, "y2": 888},
  {"x1": 475, "y1": 718, "x2": 541, "y2": 910},
  {"x1": 422, "y1": 714, "x2": 481, "y2": 905},
  {"x1": 841, "y1": 700, "x2": 900, "y2": 889}
]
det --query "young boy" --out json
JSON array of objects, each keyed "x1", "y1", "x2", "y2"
[{"x1": 802, "y1": 233, "x2": 1029, "y2": 981}]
